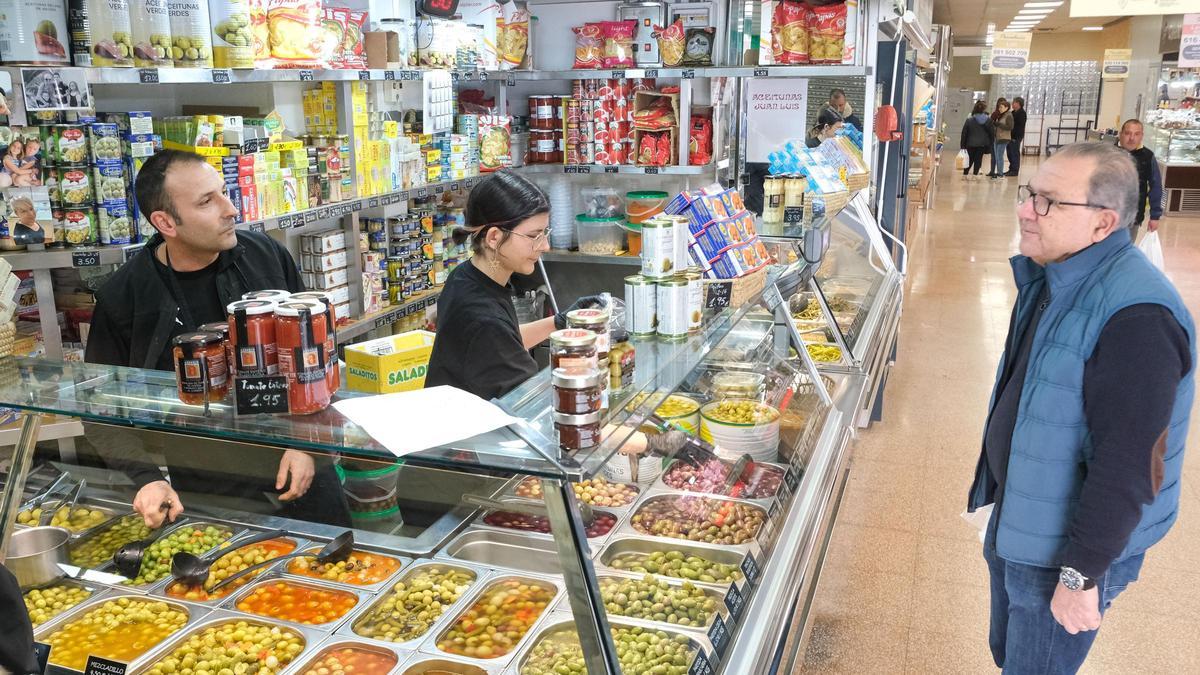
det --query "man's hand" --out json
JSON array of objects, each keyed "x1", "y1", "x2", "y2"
[
  {"x1": 1148, "y1": 219, "x2": 1160, "y2": 233},
  {"x1": 276, "y1": 450, "x2": 315, "y2": 501},
  {"x1": 1051, "y1": 582, "x2": 1102, "y2": 634},
  {"x1": 133, "y1": 480, "x2": 183, "y2": 528}
]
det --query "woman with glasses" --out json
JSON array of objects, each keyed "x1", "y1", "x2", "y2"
[{"x1": 426, "y1": 170, "x2": 602, "y2": 400}]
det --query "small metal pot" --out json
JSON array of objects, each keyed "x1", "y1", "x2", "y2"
[{"x1": 7, "y1": 526, "x2": 70, "y2": 588}]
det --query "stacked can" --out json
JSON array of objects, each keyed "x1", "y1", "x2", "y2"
[
  {"x1": 43, "y1": 123, "x2": 99, "y2": 247},
  {"x1": 568, "y1": 78, "x2": 647, "y2": 166}
]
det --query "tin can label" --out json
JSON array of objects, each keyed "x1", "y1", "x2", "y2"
[
  {"x1": 625, "y1": 277, "x2": 657, "y2": 335},
  {"x1": 656, "y1": 282, "x2": 689, "y2": 338}
]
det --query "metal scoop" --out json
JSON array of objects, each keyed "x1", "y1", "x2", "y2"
[
  {"x1": 464, "y1": 493, "x2": 596, "y2": 526},
  {"x1": 204, "y1": 531, "x2": 354, "y2": 595},
  {"x1": 722, "y1": 454, "x2": 754, "y2": 494},
  {"x1": 39, "y1": 479, "x2": 86, "y2": 527},
  {"x1": 169, "y1": 528, "x2": 287, "y2": 587}
]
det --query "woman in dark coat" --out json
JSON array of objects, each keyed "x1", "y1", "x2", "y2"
[{"x1": 960, "y1": 101, "x2": 993, "y2": 179}]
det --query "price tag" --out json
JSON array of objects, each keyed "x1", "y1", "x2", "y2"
[
  {"x1": 373, "y1": 313, "x2": 391, "y2": 329},
  {"x1": 399, "y1": 191, "x2": 410, "y2": 201},
  {"x1": 611, "y1": 70, "x2": 626, "y2": 79},
  {"x1": 688, "y1": 653, "x2": 714, "y2": 675},
  {"x1": 34, "y1": 642, "x2": 51, "y2": 674},
  {"x1": 754, "y1": 68, "x2": 769, "y2": 77},
  {"x1": 369, "y1": 197, "x2": 380, "y2": 208},
  {"x1": 138, "y1": 68, "x2": 159, "y2": 83},
  {"x1": 465, "y1": 177, "x2": 476, "y2": 187},
  {"x1": 767, "y1": 500, "x2": 780, "y2": 521},
  {"x1": 681, "y1": 69, "x2": 696, "y2": 79},
  {"x1": 644, "y1": 167, "x2": 660, "y2": 175},
  {"x1": 304, "y1": 211, "x2": 317, "y2": 223},
  {"x1": 84, "y1": 655, "x2": 128, "y2": 675},
  {"x1": 235, "y1": 376, "x2": 290, "y2": 415},
  {"x1": 417, "y1": 187, "x2": 429, "y2": 198},
  {"x1": 604, "y1": 166, "x2": 619, "y2": 174},
  {"x1": 122, "y1": 243, "x2": 144, "y2": 263},
  {"x1": 71, "y1": 250, "x2": 101, "y2": 267},
  {"x1": 644, "y1": 68, "x2": 659, "y2": 78},
  {"x1": 211, "y1": 69, "x2": 232, "y2": 84},
  {"x1": 383, "y1": 70, "x2": 395, "y2": 81},
  {"x1": 705, "y1": 282, "x2": 732, "y2": 309},
  {"x1": 451, "y1": 71, "x2": 461, "y2": 82},
  {"x1": 723, "y1": 583, "x2": 745, "y2": 620},
  {"x1": 298, "y1": 70, "x2": 315, "y2": 81},
  {"x1": 250, "y1": 221, "x2": 266, "y2": 233},
  {"x1": 706, "y1": 615, "x2": 730, "y2": 657},
  {"x1": 783, "y1": 207, "x2": 803, "y2": 224},
  {"x1": 317, "y1": 208, "x2": 330, "y2": 219},
  {"x1": 740, "y1": 553, "x2": 760, "y2": 585},
  {"x1": 432, "y1": 184, "x2": 442, "y2": 195},
  {"x1": 784, "y1": 465, "x2": 800, "y2": 493},
  {"x1": 463, "y1": 70, "x2": 476, "y2": 81},
  {"x1": 450, "y1": 182, "x2": 460, "y2": 192},
  {"x1": 505, "y1": 74, "x2": 516, "y2": 87},
  {"x1": 276, "y1": 216, "x2": 292, "y2": 229},
  {"x1": 404, "y1": 70, "x2": 420, "y2": 81},
  {"x1": 358, "y1": 70, "x2": 371, "y2": 80},
  {"x1": 478, "y1": 71, "x2": 488, "y2": 81}
]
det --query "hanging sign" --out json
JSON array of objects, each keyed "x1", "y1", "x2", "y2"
[
  {"x1": 745, "y1": 77, "x2": 808, "y2": 163},
  {"x1": 989, "y1": 32, "x2": 1031, "y2": 76},
  {"x1": 1181, "y1": 14, "x2": 1200, "y2": 69},
  {"x1": 1071, "y1": 0, "x2": 1193, "y2": 18},
  {"x1": 979, "y1": 48, "x2": 992, "y2": 75},
  {"x1": 1102, "y1": 49, "x2": 1132, "y2": 79}
]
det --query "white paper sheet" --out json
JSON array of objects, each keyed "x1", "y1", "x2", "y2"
[{"x1": 333, "y1": 386, "x2": 520, "y2": 457}]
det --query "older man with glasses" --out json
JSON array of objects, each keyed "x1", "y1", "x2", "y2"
[{"x1": 966, "y1": 141, "x2": 1195, "y2": 674}]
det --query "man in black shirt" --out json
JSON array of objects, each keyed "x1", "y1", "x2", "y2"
[
  {"x1": 1004, "y1": 97, "x2": 1026, "y2": 176},
  {"x1": 86, "y1": 149, "x2": 349, "y2": 529},
  {"x1": 1117, "y1": 119, "x2": 1164, "y2": 243}
]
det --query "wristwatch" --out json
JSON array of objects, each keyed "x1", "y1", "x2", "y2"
[{"x1": 1059, "y1": 566, "x2": 1096, "y2": 591}]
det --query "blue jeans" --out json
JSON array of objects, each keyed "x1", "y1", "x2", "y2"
[
  {"x1": 991, "y1": 142, "x2": 1007, "y2": 175},
  {"x1": 983, "y1": 514, "x2": 1145, "y2": 674},
  {"x1": 1006, "y1": 139, "x2": 1022, "y2": 175}
]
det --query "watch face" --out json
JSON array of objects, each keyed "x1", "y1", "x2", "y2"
[{"x1": 1060, "y1": 567, "x2": 1085, "y2": 591}]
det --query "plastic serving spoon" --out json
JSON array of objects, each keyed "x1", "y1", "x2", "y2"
[
  {"x1": 170, "y1": 528, "x2": 288, "y2": 587},
  {"x1": 204, "y1": 531, "x2": 355, "y2": 595}
]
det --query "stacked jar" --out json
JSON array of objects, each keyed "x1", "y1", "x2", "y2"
[
  {"x1": 549, "y1": 324, "x2": 603, "y2": 452},
  {"x1": 172, "y1": 331, "x2": 230, "y2": 405},
  {"x1": 274, "y1": 299, "x2": 332, "y2": 415}
]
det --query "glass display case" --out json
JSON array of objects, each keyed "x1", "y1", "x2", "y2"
[
  {"x1": 1145, "y1": 123, "x2": 1200, "y2": 165},
  {"x1": 1143, "y1": 109, "x2": 1200, "y2": 217},
  {"x1": 0, "y1": 197, "x2": 900, "y2": 674}
]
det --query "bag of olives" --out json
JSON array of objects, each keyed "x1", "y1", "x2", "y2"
[{"x1": 210, "y1": 0, "x2": 254, "y2": 68}]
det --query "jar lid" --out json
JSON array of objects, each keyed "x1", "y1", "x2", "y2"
[
  {"x1": 274, "y1": 299, "x2": 327, "y2": 317},
  {"x1": 173, "y1": 331, "x2": 222, "y2": 351},
  {"x1": 198, "y1": 322, "x2": 229, "y2": 337},
  {"x1": 624, "y1": 275, "x2": 654, "y2": 286},
  {"x1": 291, "y1": 291, "x2": 333, "y2": 307},
  {"x1": 659, "y1": 278, "x2": 688, "y2": 287},
  {"x1": 550, "y1": 328, "x2": 597, "y2": 348},
  {"x1": 242, "y1": 289, "x2": 291, "y2": 301},
  {"x1": 553, "y1": 411, "x2": 603, "y2": 425},
  {"x1": 226, "y1": 299, "x2": 276, "y2": 316},
  {"x1": 567, "y1": 308, "x2": 611, "y2": 324},
  {"x1": 626, "y1": 191, "x2": 669, "y2": 199},
  {"x1": 552, "y1": 368, "x2": 603, "y2": 389}
]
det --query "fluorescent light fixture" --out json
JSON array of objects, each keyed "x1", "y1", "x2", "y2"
[
  {"x1": 1005, "y1": 28, "x2": 1031, "y2": 32},
  {"x1": 1022, "y1": 2, "x2": 1063, "y2": 7},
  {"x1": 1018, "y1": 8, "x2": 1053, "y2": 13},
  {"x1": 1082, "y1": 26, "x2": 1103, "y2": 31}
]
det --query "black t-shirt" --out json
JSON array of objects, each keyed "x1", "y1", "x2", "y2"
[
  {"x1": 154, "y1": 255, "x2": 226, "y2": 329},
  {"x1": 12, "y1": 222, "x2": 45, "y2": 245},
  {"x1": 425, "y1": 260, "x2": 538, "y2": 400}
]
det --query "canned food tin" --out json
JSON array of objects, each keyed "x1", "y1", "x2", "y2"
[
  {"x1": 683, "y1": 268, "x2": 704, "y2": 332},
  {"x1": 61, "y1": 207, "x2": 95, "y2": 246},
  {"x1": 57, "y1": 166, "x2": 93, "y2": 207},
  {"x1": 0, "y1": 0, "x2": 71, "y2": 65},
  {"x1": 669, "y1": 215, "x2": 691, "y2": 277},
  {"x1": 624, "y1": 275, "x2": 657, "y2": 336},
  {"x1": 52, "y1": 125, "x2": 89, "y2": 165},
  {"x1": 656, "y1": 278, "x2": 689, "y2": 339},
  {"x1": 640, "y1": 218, "x2": 677, "y2": 279},
  {"x1": 98, "y1": 200, "x2": 132, "y2": 244},
  {"x1": 88, "y1": 123, "x2": 123, "y2": 162},
  {"x1": 92, "y1": 161, "x2": 127, "y2": 202},
  {"x1": 45, "y1": 173, "x2": 62, "y2": 207}
]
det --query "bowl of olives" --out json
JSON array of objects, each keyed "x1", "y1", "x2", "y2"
[{"x1": 700, "y1": 399, "x2": 781, "y2": 460}]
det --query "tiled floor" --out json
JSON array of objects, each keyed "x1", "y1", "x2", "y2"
[{"x1": 797, "y1": 157, "x2": 1200, "y2": 674}]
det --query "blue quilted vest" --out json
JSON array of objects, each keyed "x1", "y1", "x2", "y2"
[{"x1": 968, "y1": 228, "x2": 1195, "y2": 568}]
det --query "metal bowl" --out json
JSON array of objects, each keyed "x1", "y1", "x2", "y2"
[{"x1": 8, "y1": 526, "x2": 71, "y2": 588}]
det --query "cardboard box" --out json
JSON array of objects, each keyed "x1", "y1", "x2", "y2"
[
  {"x1": 344, "y1": 330, "x2": 436, "y2": 394},
  {"x1": 365, "y1": 31, "x2": 400, "y2": 70},
  {"x1": 311, "y1": 267, "x2": 349, "y2": 290}
]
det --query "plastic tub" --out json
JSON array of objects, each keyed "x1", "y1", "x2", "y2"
[
  {"x1": 341, "y1": 462, "x2": 401, "y2": 496},
  {"x1": 625, "y1": 191, "x2": 669, "y2": 225},
  {"x1": 576, "y1": 215, "x2": 626, "y2": 255}
]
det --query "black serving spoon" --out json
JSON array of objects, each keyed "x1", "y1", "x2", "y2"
[
  {"x1": 204, "y1": 531, "x2": 355, "y2": 595},
  {"x1": 111, "y1": 501, "x2": 176, "y2": 578},
  {"x1": 169, "y1": 528, "x2": 288, "y2": 587}
]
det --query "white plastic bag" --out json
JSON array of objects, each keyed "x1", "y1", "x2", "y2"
[
  {"x1": 955, "y1": 149, "x2": 968, "y2": 171},
  {"x1": 1138, "y1": 230, "x2": 1166, "y2": 274}
]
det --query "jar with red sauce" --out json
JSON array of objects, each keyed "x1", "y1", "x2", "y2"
[
  {"x1": 566, "y1": 308, "x2": 610, "y2": 361},
  {"x1": 529, "y1": 130, "x2": 556, "y2": 164},
  {"x1": 275, "y1": 300, "x2": 331, "y2": 415},
  {"x1": 552, "y1": 368, "x2": 603, "y2": 415},
  {"x1": 553, "y1": 411, "x2": 602, "y2": 452},
  {"x1": 290, "y1": 291, "x2": 340, "y2": 394},
  {"x1": 549, "y1": 328, "x2": 598, "y2": 372},
  {"x1": 242, "y1": 289, "x2": 292, "y2": 302},
  {"x1": 173, "y1": 331, "x2": 229, "y2": 405},
  {"x1": 529, "y1": 95, "x2": 556, "y2": 130},
  {"x1": 197, "y1": 322, "x2": 232, "y2": 377},
  {"x1": 226, "y1": 300, "x2": 279, "y2": 377}
]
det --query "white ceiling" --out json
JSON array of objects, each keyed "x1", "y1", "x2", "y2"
[{"x1": 933, "y1": 0, "x2": 1122, "y2": 40}]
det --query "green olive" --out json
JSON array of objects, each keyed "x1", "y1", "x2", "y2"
[{"x1": 353, "y1": 566, "x2": 476, "y2": 643}]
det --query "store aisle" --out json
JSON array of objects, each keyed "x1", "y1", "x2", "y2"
[{"x1": 797, "y1": 160, "x2": 1200, "y2": 674}]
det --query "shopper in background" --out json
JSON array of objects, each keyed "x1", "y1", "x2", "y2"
[
  {"x1": 825, "y1": 88, "x2": 862, "y2": 131},
  {"x1": 426, "y1": 170, "x2": 603, "y2": 401},
  {"x1": 1117, "y1": 118, "x2": 1164, "y2": 242},
  {"x1": 968, "y1": 141, "x2": 1194, "y2": 674},
  {"x1": 85, "y1": 149, "x2": 351, "y2": 530},
  {"x1": 1005, "y1": 96, "x2": 1027, "y2": 176},
  {"x1": 806, "y1": 108, "x2": 845, "y2": 148},
  {"x1": 960, "y1": 101, "x2": 993, "y2": 180},
  {"x1": 988, "y1": 98, "x2": 1014, "y2": 178}
]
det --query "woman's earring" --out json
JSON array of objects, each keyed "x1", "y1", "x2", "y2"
[{"x1": 489, "y1": 249, "x2": 501, "y2": 273}]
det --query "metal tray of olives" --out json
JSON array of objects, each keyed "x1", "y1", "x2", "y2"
[
  {"x1": 283, "y1": 635, "x2": 413, "y2": 675},
  {"x1": 129, "y1": 609, "x2": 328, "y2": 675},
  {"x1": 437, "y1": 527, "x2": 601, "y2": 577},
  {"x1": 66, "y1": 512, "x2": 160, "y2": 571},
  {"x1": 15, "y1": 498, "x2": 125, "y2": 540},
  {"x1": 651, "y1": 458, "x2": 798, "y2": 520},
  {"x1": 33, "y1": 591, "x2": 214, "y2": 673},
  {"x1": 399, "y1": 653, "x2": 505, "y2": 675},
  {"x1": 502, "y1": 475, "x2": 642, "y2": 516},
  {"x1": 416, "y1": 572, "x2": 564, "y2": 668},
  {"x1": 113, "y1": 519, "x2": 248, "y2": 588},
  {"x1": 269, "y1": 541, "x2": 412, "y2": 594},
  {"x1": 144, "y1": 534, "x2": 310, "y2": 605},
  {"x1": 596, "y1": 535, "x2": 756, "y2": 596},
  {"x1": 554, "y1": 568, "x2": 732, "y2": 637},
  {"x1": 468, "y1": 498, "x2": 621, "y2": 551},
  {"x1": 505, "y1": 612, "x2": 720, "y2": 675},
  {"x1": 335, "y1": 560, "x2": 493, "y2": 652},
  {"x1": 218, "y1": 571, "x2": 375, "y2": 633},
  {"x1": 22, "y1": 577, "x2": 113, "y2": 629},
  {"x1": 615, "y1": 489, "x2": 775, "y2": 558}
]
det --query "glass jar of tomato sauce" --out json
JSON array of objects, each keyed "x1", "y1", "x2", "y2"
[
  {"x1": 173, "y1": 331, "x2": 229, "y2": 405},
  {"x1": 226, "y1": 299, "x2": 278, "y2": 377},
  {"x1": 274, "y1": 300, "x2": 331, "y2": 415},
  {"x1": 290, "y1": 291, "x2": 339, "y2": 394}
]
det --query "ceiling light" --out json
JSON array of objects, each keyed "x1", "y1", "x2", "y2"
[
  {"x1": 1082, "y1": 26, "x2": 1103, "y2": 31},
  {"x1": 1017, "y1": 10, "x2": 1052, "y2": 16},
  {"x1": 1022, "y1": 2, "x2": 1063, "y2": 7},
  {"x1": 1005, "y1": 28, "x2": 1031, "y2": 32}
]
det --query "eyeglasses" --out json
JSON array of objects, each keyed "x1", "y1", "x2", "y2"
[
  {"x1": 507, "y1": 228, "x2": 551, "y2": 245},
  {"x1": 1017, "y1": 185, "x2": 1112, "y2": 217}
]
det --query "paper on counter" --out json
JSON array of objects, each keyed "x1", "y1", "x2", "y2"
[{"x1": 333, "y1": 385, "x2": 519, "y2": 457}]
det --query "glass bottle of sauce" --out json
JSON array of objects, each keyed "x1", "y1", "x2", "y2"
[
  {"x1": 274, "y1": 300, "x2": 331, "y2": 415},
  {"x1": 549, "y1": 329, "x2": 598, "y2": 372},
  {"x1": 173, "y1": 331, "x2": 229, "y2": 404},
  {"x1": 226, "y1": 299, "x2": 279, "y2": 377},
  {"x1": 197, "y1": 321, "x2": 232, "y2": 378},
  {"x1": 551, "y1": 368, "x2": 603, "y2": 415},
  {"x1": 290, "y1": 291, "x2": 340, "y2": 394}
]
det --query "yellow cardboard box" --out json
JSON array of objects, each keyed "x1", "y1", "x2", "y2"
[{"x1": 345, "y1": 330, "x2": 436, "y2": 393}]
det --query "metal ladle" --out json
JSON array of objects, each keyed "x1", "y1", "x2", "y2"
[
  {"x1": 169, "y1": 528, "x2": 288, "y2": 587},
  {"x1": 204, "y1": 531, "x2": 355, "y2": 595}
]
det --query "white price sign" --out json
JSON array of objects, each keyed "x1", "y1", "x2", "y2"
[
  {"x1": 1181, "y1": 14, "x2": 1200, "y2": 69},
  {"x1": 1102, "y1": 49, "x2": 1131, "y2": 79},
  {"x1": 745, "y1": 77, "x2": 808, "y2": 163},
  {"x1": 989, "y1": 32, "x2": 1031, "y2": 76}
]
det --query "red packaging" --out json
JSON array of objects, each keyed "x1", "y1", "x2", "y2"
[
  {"x1": 597, "y1": 81, "x2": 616, "y2": 100},
  {"x1": 614, "y1": 97, "x2": 629, "y2": 123},
  {"x1": 594, "y1": 149, "x2": 611, "y2": 165},
  {"x1": 656, "y1": 133, "x2": 672, "y2": 165},
  {"x1": 584, "y1": 139, "x2": 596, "y2": 163},
  {"x1": 594, "y1": 126, "x2": 611, "y2": 145},
  {"x1": 572, "y1": 80, "x2": 587, "y2": 99},
  {"x1": 566, "y1": 143, "x2": 582, "y2": 165},
  {"x1": 637, "y1": 135, "x2": 656, "y2": 165},
  {"x1": 611, "y1": 120, "x2": 630, "y2": 141},
  {"x1": 772, "y1": 0, "x2": 810, "y2": 65},
  {"x1": 344, "y1": 9, "x2": 368, "y2": 69},
  {"x1": 610, "y1": 140, "x2": 626, "y2": 164},
  {"x1": 690, "y1": 115, "x2": 714, "y2": 166},
  {"x1": 581, "y1": 120, "x2": 594, "y2": 143},
  {"x1": 626, "y1": 138, "x2": 637, "y2": 165},
  {"x1": 615, "y1": 78, "x2": 632, "y2": 99},
  {"x1": 601, "y1": 20, "x2": 637, "y2": 68},
  {"x1": 631, "y1": 78, "x2": 656, "y2": 93},
  {"x1": 808, "y1": 2, "x2": 848, "y2": 64},
  {"x1": 565, "y1": 99, "x2": 582, "y2": 123},
  {"x1": 584, "y1": 80, "x2": 599, "y2": 99},
  {"x1": 573, "y1": 23, "x2": 604, "y2": 69}
]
